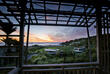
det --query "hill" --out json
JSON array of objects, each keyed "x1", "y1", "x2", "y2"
[{"x1": 60, "y1": 36, "x2": 96, "y2": 48}]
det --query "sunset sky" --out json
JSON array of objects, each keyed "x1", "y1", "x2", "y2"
[
  {"x1": 25, "y1": 25, "x2": 96, "y2": 42},
  {"x1": 0, "y1": 23, "x2": 96, "y2": 42},
  {"x1": 0, "y1": 25, "x2": 96, "y2": 42}
]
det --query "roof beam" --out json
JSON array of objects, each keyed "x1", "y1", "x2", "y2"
[
  {"x1": 24, "y1": 23, "x2": 90, "y2": 27},
  {"x1": 0, "y1": 23, "x2": 89, "y2": 27},
  {"x1": 0, "y1": 11, "x2": 12, "y2": 24},
  {"x1": 8, "y1": 9, "x2": 96, "y2": 17},
  {"x1": 67, "y1": 3, "x2": 77, "y2": 25},
  {"x1": 41, "y1": 0, "x2": 110, "y2": 7}
]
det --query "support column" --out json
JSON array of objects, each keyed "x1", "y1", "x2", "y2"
[
  {"x1": 86, "y1": 25, "x2": 92, "y2": 62},
  {"x1": 95, "y1": 3, "x2": 103, "y2": 73},
  {"x1": 19, "y1": 10, "x2": 25, "y2": 74},
  {"x1": 25, "y1": 0, "x2": 31, "y2": 64},
  {"x1": 84, "y1": 4, "x2": 92, "y2": 62},
  {"x1": 19, "y1": 0, "x2": 27, "y2": 74}
]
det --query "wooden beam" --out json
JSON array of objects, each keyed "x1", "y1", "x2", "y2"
[
  {"x1": 0, "y1": 56, "x2": 19, "y2": 58},
  {"x1": 41, "y1": 0, "x2": 110, "y2": 7},
  {"x1": 23, "y1": 62, "x2": 98, "y2": 68},
  {"x1": 8, "y1": 67, "x2": 20, "y2": 74},
  {"x1": 94, "y1": 26, "x2": 110, "y2": 28},
  {"x1": 0, "y1": 67, "x2": 16, "y2": 70},
  {"x1": 0, "y1": 35, "x2": 22, "y2": 37},
  {"x1": 23, "y1": 67, "x2": 97, "y2": 72},
  {"x1": 8, "y1": 9, "x2": 96, "y2": 17},
  {"x1": 2, "y1": 0, "x2": 110, "y2": 7},
  {"x1": 24, "y1": 23, "x2": 90, "y2": 27},
  {"x1": 95, "y1": 3, "x2": 103, "y2": 71},
  {"x1": 0, "y1": 23, "x2": 90, "y2": 27}
]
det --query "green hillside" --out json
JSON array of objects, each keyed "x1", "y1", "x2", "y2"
[
  {"x1": 61, "y1": 36, "x2": 96, "y2": 47},
  {"x1": 28, "y1": 36, "x2": 97, "y2": 64}
]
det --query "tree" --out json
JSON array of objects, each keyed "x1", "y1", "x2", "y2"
[
  {"x1": 0, "y1": 24, "x2": 17, "y2": 53},
  {"x1": 1, "y1": 38, "x2": 20, "y2": 46},
  {"x1": 0, "y1": 24, "x2": 16, "y2": 41},
  {"x1": 1, "y1": 38, "x2": 20, "y2": 53}
]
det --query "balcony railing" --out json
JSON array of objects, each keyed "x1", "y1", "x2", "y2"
[
  {"x1": 0, "y1": 56, "x2": 19, "y2": 74},
  {"x1": 0, "y1": 55, "x2": 99, "y2": 74},
  {"x1": 0, "y1": 56, "x2": 19, "y2": 67},
  {"x1": 23, "y1": 62, "x2": 99, "y2": 74}
]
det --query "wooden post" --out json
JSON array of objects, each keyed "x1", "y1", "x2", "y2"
[
  {"x1": 106, "y1": 13, "x2": 110, "y2": 74},
  {"x1": 84, "y1": 4, "x2": 92, "y2": 62},
  {"x1": 86, "y1": 24, "x2": 92, "y2": 62},
  {"x1": 19, "y1": 11, "x2": 25, "y2": 74},
  {"x1": 25, "y1": 0, "x2": 31, "y2": 64},
  {"x1": 95, "y1": 3, "x2": 103, "y2": 73},
  {"x1": 108, "y1": 13, "x2": 110, "y2": 74},
  {"x1": 19, "y1": 0, "x2": 27, "y2": 74}
]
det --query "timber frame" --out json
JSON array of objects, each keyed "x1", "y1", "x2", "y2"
[{"x1": 0, "y1": 0, "x2": 110, "y2": 74}]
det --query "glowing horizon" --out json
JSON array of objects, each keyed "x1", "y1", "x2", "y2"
[{"x1": 0, "y1": 25, "x2": 96, "y2": 43}]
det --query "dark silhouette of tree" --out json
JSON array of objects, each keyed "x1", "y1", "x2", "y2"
[
  {"x1": 1, "y1": 38, "x2": 20, "y2": 53},
  {"x1": 0, "y1": 24, "x2": 16, "y2": 54},
  {"x1": 1, "y1": 38, "x2": 20, "y2": 46},
  {"x1": 0, "y1": 24, "x2": 16, "y2": 41}
]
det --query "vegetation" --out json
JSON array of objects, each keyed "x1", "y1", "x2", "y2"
[
  {"x1": 1, "y1": 38, "x2": 20, "y2": 46},
  {"x1": 0, "y1": 38, "x2": 20, "y2": 56},
  {"x1": 0, "y1": 24, "x2": 17, "y2": 55},
  {"x1": 28, "y1": 36, "x2": 97, "y2": 64},
  {"x1": 0, "y1": 24, "x2": 16, "y2": 40}
]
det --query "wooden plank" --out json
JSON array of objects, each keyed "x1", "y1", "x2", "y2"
[
  {"x1": 8, "y1": 67, "x2": 19, "y2": 74},
  {"x1": 106, "y1": 13, "x2": 110, "y2": 74},
  {"x1": 23, "y1": 66, "x2": 97, "y2": 72},
  {"x1": 0, "y1": 56, "x2": 19, "y2": 58},
  {"x1": 41, "y1": 0, "x2": 110, "y2": 7},
  {"x1": 0, "y1": 35, "x2": 22, "y2": 37},
  {"x1": 24, "y1": 23, "x2": 90, "y2": 27},
  {"x1": 23, "y1": 62, "x2": 98, "y2": 68},
  {"x1": 0, "y1": 66, "x2": 16, "y2": 70},
  {"x1": 0, "y1": 46, "x2": 20, "y2": 48}
]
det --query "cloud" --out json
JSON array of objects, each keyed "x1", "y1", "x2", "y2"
[
  {"x1": 47, "y1": 33, "x2": 68, "y2": 42},
  {"x1": 0, "y1": 29, "x2": 54, "y2": 42},
  {"x1": 46, "y1": 27, "x2": 91, "y2": 42},
  {"x1": 24, "y1": 32, "x2": 54, "y2": 42},
  {"x1": 0, "y1": 25, "x2": 96, "y2": 42}
]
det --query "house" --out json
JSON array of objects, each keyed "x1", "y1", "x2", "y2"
[
  {"x1": 74, "y1": 47, "x2": 85, "y2": 53},
  {"x1": 44, "y1": 49, "x2": 59, "y2": 54}
]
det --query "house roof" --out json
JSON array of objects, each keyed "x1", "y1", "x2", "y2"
[{"x1": 45, "y1": 49, "x2": 59, "y2": 52}]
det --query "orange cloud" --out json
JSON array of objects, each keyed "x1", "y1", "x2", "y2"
[
  {"x1": 47, "y1": 34, "x2": 66, "y2": 42},
  {"x1": 0, "y1": 30, "x2": 57, "y2": 42},
  {"x1": 0, "y1": 34, "x2": 54, "y2": 42},
  {"x1": 27, "y1": 33, "x2": 54, "y2": 42}
]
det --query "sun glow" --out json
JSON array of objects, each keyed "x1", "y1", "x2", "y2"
[
  {"x1": 0, "y1": 31, "x2": 55, "y2": 42},
  {"x1": 37, "y1": 34, "x2": 53, "y2": 42}
]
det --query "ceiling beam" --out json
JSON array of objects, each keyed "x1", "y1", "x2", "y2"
[
  {"x1": 8, "y1": 9, "x2": 96, "y2": 17},
  {"x1": 24, "y1": 23, "x2": 90, "y2": 27},
  {"x1": 41, "y1": 0, "x2": 110, "y2": 7},
  {"x1": 0, "y1": 22, "x2": 90, "y2": 27}
]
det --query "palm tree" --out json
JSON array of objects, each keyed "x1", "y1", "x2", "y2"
[
  {"x1": 0, "y1": 23, "x2": 16, "y2": 53},
  {"x1": 0, "y1": 24, "x2": 16, "y2": 40}
]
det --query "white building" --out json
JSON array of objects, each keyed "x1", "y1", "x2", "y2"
[
  {"x1": 74, "y1": 47, "x2": 85, "y2": 53},
  {"x1": 44, "y1": 49, "x2": 59, "y2": 54}
]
